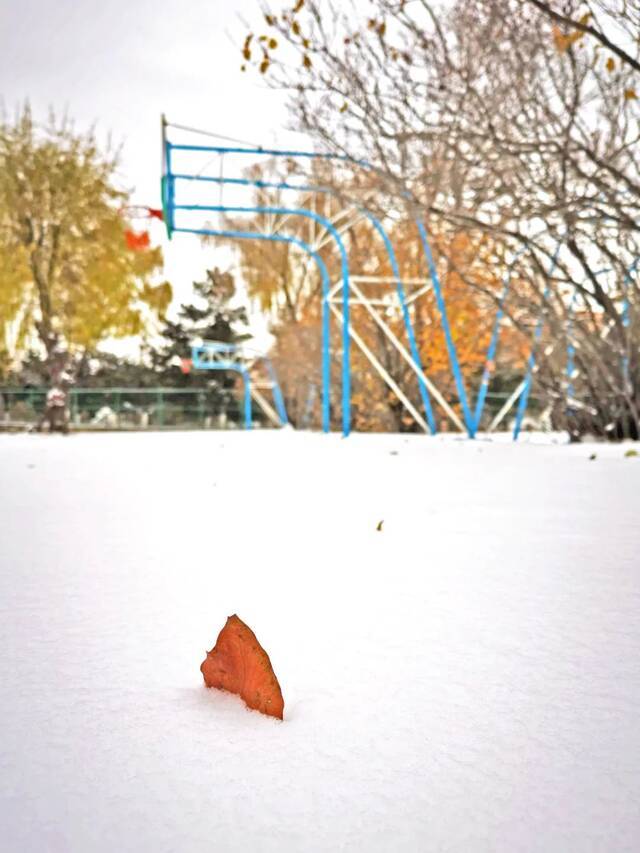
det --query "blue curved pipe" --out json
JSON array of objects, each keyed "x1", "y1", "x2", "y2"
[
  {"x1": 368, "y1": 215, "x2": 436, "y2": 432},
  {"x1": 415, "y1": 221, "x2": 474, "y2": 435},
  {"x1": 172, "y1": 171, "x2": 436, "y2": 432},
  {"x1": 176, "y1": 225, "x2": 332, "y2": 432},
  {"x1": 622, "y1": 257, "x2": 639, "y2": 388},
  {"x1": 565, "y1": 289, "x2": 578, "y2": 410},
  {"x1": 173, "y1": 203, "x2": 355, "y2": 437},
  {"x1": 472, "y1": 244, "x2": 536, "y2": 432}
]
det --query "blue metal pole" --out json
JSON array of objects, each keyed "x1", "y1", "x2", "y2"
[
  {"x1": 513, "y1": 241, "x2": 563, "y2": 441},
  {"x1": 177, "y1": 226, "x2": 331, "y2": 433},
  {"x1": 473, "y1": 278, "x2": 509, "y2": 434},
  {"x1": 367, "y1": 214, "x2": 436, "y2": 433},
  {"x1": 622, "y1": 258, "x2": 639, "y2": 391},
  {"x1": 472, "y1": 243, "x2": 536, "y2": 432},
  {"x1": 565, "y1": 289, "x2": 578, "y2": 411},
  {"x1": 241, "y1": 368, "x2": 252, "y2": 429},
  {"x1": 173, "y1": 202, "x2": 351, "y2": 437},
  {"x1": 416, "y1": 221, "x2": 475, "y2": 436},
  {"x1": 163, "y1": 140, "x2": 174, "y2": 239},
  {"x1": 190, "y1": 348, "x2": 253, "y2": 430}
]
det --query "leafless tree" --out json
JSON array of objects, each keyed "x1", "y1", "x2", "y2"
[{"x1": 243, "y1": 0, "x2": 640, "y2": 436}]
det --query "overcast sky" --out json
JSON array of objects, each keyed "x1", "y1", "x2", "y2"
[{"x1": 1, "y1": 0, "x2": 306, "y2": 347}]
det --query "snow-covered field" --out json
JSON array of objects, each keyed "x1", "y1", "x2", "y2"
[{"x1": 1, "y1": 430, "x2": 639, "y2": 852}]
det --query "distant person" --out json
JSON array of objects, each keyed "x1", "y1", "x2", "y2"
[{"x1": 37, "y1": 377, "x2": 71, "y2": 434}]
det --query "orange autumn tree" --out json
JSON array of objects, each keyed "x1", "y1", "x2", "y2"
[
  {"x1": 390, "y1": 221, "x2": 528, "y2": 428},
  {"x1": 340, "y1": 218, "x2": 527, "y2": 432}
]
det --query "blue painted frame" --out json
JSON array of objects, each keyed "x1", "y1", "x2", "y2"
[
  {"x1": 178, "y1": 226, "x2": 332, "y2": 432},
  {"x1": 191, "y1": 341, "x2": 289, "y2": 429},
  {"x1": 166, "y1": 139, "x2": 469, "y2": 434},
  {"x1": 166, "y1": 145, "x2": 352, "y2": 435},
  {"x1": 172, "y1": 171, "x2": 437, "y2": 433},
  {"x1": 191, "y1": 345, "x2": 252, "y2": 430}
]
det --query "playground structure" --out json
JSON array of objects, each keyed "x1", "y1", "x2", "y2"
[
  {"x1": 160, "y1": 117, "x2": 638, "y2": 440},
  {"x1": 189, "y1": 341, "x2": 288, "y2": 430}
]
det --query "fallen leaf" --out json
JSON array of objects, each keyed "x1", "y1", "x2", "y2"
[
  {"x1": 624, "y1": 88, "x2": 637, "y2": 100},
  {"x1": 589, "y1": 452, "x2": 597, "y2": 460},
  {"x1": 376, "y1": 520, "x2": 384, "y2": 531},
  {"x1": 624, "y1": 448, "x2": 638, "y2": 457},
  {"x1": 201, "y1": 614, "x2": 284, "y2": 719}
]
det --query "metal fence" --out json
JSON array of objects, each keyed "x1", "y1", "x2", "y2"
[
  {"x1": 0, "y1": 387, "x2": 257, "y2": 431},
  {"x1": 0, "y1": 385, "x2": 549, "y2": 433}
]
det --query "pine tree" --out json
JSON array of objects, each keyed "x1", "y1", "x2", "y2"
[{"x1": 148, "y1": 268, "x2": 252, "y2": 421}]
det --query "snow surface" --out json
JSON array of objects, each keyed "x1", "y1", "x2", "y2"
[{"x1": 1, "y1": 430, "x2": 639, "y2": 853}]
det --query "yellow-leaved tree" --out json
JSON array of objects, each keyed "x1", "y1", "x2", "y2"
[{"x1": 0, "y1": 105, "x2": 171, "y2": 380}]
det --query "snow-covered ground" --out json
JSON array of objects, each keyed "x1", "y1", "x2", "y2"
[{"x1": 1, "y1": 431, "x2": 639, "y2": 852}]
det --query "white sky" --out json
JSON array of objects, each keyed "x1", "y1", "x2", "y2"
[{"x1": 1, "y1": 0, "x2": 308, "y2": 351}]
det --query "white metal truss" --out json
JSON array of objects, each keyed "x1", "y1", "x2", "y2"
[
  {"x1": 328, "y1": 275, "x2": 466, "y2": 432},
  {"x1": 193, "y1": 342, "x2": 287, "y2": 428},
  {"x1": 250, "y1": 387, "x2": 281, "y2": 426},
  {"x1": 327, "y1": 302, "x2": 431, "y2": 433}
]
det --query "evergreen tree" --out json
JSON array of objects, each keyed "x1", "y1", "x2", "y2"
[
  {"x1": 146, "y1": 267, "x2": 253, "y2": 423},
  {"x1": 150, "y1": 267, "x2": 250, "y2": 383}
]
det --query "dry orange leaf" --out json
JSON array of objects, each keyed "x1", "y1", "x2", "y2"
[{"x1": 201, "y1": 615, "x2": 284, "y2": 720}]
